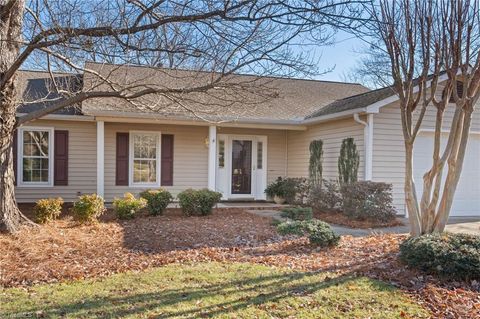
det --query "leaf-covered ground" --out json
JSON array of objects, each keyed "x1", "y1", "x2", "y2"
[
  {"x1": 1, "y1": 262, "x2": 428, "y2": 319},
  {"x1": 1, "y1": 208, "x2": 479, "y2": 317},
  {"x1": 313, "y1": 210, "x2": 404, "y2": 229}
]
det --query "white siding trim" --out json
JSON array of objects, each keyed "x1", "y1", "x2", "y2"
[
  {"x1": 366, "y1": 114, "x2": 374, "y2": 180},
  {"x1": 208, "y1": 126, "x2": 217, "y2": 191},
  {"x1": 96, "y1": 121, "x2": 105, "y2": 197},
  {"x1": 418, "y1": 128, "x2": 480, "y2": 135},
  {"x1": 353, "y1": 114, "x2": 373, "y2": 180}
]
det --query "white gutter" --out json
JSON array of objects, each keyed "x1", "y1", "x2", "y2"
[
  {"x1": 353, "y1": 113, "x2": 373, "y2": 180},
  {"x1": 302, "y1": 108, "x2": 367, "y2": 125},
  {"x1": 16, "y1": 113, "x2": 95, "y2": 122},
  {"x1": 93, "y1": 114, "x2": 307, "y2": 131}
]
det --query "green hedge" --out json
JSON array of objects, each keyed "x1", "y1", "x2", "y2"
[
  {"x1": 71, "y1": 194, "x2": 106, "y2": 224},
  {"x1": 177, "y1": 188, "x2": 222, "y2": 216},
  {"x1": 399, "y1": 233, "x2": 480, "y2": 280},
  {"x1": 140, "y1": 189, "x2": 173, "y2": 215},
  {"x1": 113, "y1": 193, "x2": 147, "y2": 220},
  {"x1": 34, "y1": 197, "x2": 64, "y2": 224}
]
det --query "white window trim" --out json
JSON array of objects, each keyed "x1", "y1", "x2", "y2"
[
  {"x1": 17, "y1": 126, "x2": 55, "y2": 187},
  {"x1": 128, "y1": 131, "x2": 161, "y2": 188}
]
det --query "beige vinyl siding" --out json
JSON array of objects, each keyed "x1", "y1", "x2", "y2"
[
  {"x1": 287, "y1": 117, "x2": 365, "y2": 180},
  {"x1": 15, "y1": 119, "x2": 97, "y2": 202},
  {"x1": 372, "y1": 102, "x2": 480, "y2": 215},
  {"x1": 217, "y1": 127, "x2": 287, "y2": 184},
  {"x1": 104, "y1": 122, "x2": 209, "y2": 202}
]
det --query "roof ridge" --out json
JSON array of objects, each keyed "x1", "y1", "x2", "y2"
[{"x1": 84, "y1": 60, "x2": 366, "y2": 87}]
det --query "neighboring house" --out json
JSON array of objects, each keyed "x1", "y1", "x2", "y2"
[{"x1": 14, "y1": 62, "x2": 480, "y2": 217}]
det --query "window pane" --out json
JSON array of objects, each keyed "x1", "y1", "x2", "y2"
[
  {"x1": 41, "y1": 169, "x2": 49, "y2": 182},
  {"x1": 257, "y1": 142, "x2": 263, "y2": 169},
  {"x1": 134, "y1": 134, "x2": 157, "y2": 159},
  {"x1": 218, "y1": 140, "x2": 225, "y2": 168},
  {"x1": 23, "y1": 131, "x2": 49, "y2": 157},
  {"x1": 148, "y1": 161, "x2": 156, "y2": 182},
  {"x1": 22, "y1": 132, "x2": 50, "y2": 184},
  {"x1": 133, "y1": 159, "x2": 156, "y2": 183},
  {"x1": 133, "y1": 160, "x2": 143, "y2": 183},
  {"x1": 39, "y1": 132, "x2": 49, "y2": 155},
  {"x1": 23, "y1": 160, "x2": 31, "y2": 182}
]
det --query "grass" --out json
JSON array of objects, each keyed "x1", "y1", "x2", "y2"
[{"x1": 0, "y1": 262, "x2": 428, "y2": 319}]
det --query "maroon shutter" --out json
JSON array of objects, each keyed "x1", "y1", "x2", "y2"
[
  {"x1": 161, "y1": 134, "x2": 174, "y2": 186},
  {"x1": 116, "y1": 132, "x2": 129, "y2": 186},
  {"x1": 54, "y1": 130, "x2": 69, "y2": 186},
  {"x1": 13, "y1": 130, "x2": 18, "y2": 186}
]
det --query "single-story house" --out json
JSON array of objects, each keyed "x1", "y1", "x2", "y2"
[{"x1": 14, "y1": 62, "x2": 480, "y2": 216}]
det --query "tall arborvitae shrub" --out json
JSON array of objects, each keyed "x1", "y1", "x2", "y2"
[
  {"x1": 338, "y1": 138, "x2": 359, "y2": 184},
  {"x1": 309, "y1": 140, "x2": 323, "y2": 187}
]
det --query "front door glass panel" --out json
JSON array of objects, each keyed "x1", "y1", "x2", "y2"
[{"x1": 231, "y1": 140, "x2": 252, "y2": 194}]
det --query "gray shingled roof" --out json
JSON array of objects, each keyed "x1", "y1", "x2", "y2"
[
  {"x1": 17, "y1": 64, "x2": 390, "y2": 122},
  {"x1": 16, "y1": 70, "x2": 83, "y2": 115},
  {"x1": 306, "y1": 86, "x2": 397, "y2": 118},
  {"x1": 81, "y1": 62, "x2": 369, "y2": 122}
]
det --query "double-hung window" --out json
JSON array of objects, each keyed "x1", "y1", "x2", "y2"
[
  {"x1": 18, "y1": 127, "x2": 54, "y2": 186},
  {"x1": 130, "y1": 132, "x2": 160, "y2": 186}
]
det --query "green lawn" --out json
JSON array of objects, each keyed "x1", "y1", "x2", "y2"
[{"x1": 1, "y1": 262, "x2": 428, "y2": 318}]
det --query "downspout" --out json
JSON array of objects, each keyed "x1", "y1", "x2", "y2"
[{"x1": 353, "y1": 113, "x2": 373, "y2": 180}]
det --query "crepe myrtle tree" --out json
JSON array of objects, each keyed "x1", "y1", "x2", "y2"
[
  {"x1": 0, "y1": 0, "x2": 368, "y2": 232},
  {"x1": 367, "y1": 0, "x2": 480, "y2": 236}
]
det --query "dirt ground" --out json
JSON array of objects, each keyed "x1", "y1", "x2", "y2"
[{"x1": 1, "y1": 207, "x2": 479, "y2": 318}]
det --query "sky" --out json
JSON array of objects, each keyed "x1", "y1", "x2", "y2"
[{"x1": 305, "y1": 31, "x2": 367, "y2": 84}]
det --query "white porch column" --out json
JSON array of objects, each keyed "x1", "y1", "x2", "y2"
[
  {"x1": 354, "y1": 113, "x2": 374, "y2": 181},
  {"x1": 207, "y1": 125, "x2": 217, "y2": 191},
  {"x1": 96, "y1": 121, "x2": 105, "y2": 198}
]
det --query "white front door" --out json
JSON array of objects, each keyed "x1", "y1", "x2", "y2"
[{"x1": 215, "y1": 135, "x2": 267, "y2": 200}]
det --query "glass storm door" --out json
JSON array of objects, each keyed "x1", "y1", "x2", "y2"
[{"x1": 231, "y1": 140, "x2": 252, "y2": 194}]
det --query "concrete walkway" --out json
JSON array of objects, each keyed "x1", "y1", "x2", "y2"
[
  {"x1": 246, "y1": 209, "x2": 480, "y2": 237},
  {"x1": 445, "y1": 217, "x2": 480, "y2": 235}
]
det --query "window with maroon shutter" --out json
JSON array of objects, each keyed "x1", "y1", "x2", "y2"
[
  {"x1": 161, "y1": 134, "x2": 174, "y2": 186},
  {"x1": 116, "y1": 132, "x2": 129, "y2": 186},
  {"x1": 54, "y1": 130, "x2": 69, "y2": 186},
  {"x1": 13, "y1": 130, "x2": 17, "y2": 186}
]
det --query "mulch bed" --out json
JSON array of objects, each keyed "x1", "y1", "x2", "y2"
[
  {"x1": 313, "y1": 210, "x2": 405, "y2": 229},
  {"x1": 1, "y1": 208, "x2": 479, "y2": 318}
]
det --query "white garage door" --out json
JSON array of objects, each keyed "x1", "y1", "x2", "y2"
[{"x1": 413, "y1": 132, "x2": 480, "y2": 216}]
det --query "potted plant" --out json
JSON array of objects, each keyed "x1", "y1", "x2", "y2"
[{"x1": 265, "y1": 177, "x2": 294, "y2": 204}]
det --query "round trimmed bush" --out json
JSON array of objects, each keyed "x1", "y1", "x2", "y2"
[
  {"x1": 72, "y1": 194, "x2": 106, "y2": 224},
  {"x1": 34, "y1": 197, "x2": 64, "y2": 224},
  {"x1": 399, "y1": 233, "x2": 480, "y2": 280},
  {"x1": 113, "y1": 193, "x2": 147, "y2": 220},
  {"x1": 177, "y1": 188, "x2": 222, "y2": 216},
  {"x1": 140, "y1": 189, "x2": 173, "y2": 215},
  {"x1": 277, "y1": 219, "x2": 340, "y2": 247}
]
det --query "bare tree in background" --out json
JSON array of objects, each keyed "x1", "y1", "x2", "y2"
[
  {"x1": 0, "y1": 0, "x2": 366, "y2": 232},
  {"x1": 369, "y1": 0, "x2": 480, "y2": 236}
]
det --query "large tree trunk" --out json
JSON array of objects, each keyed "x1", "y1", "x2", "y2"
[
  {"x1": 0, "y1": 116, "x2": 32, "y2": 232},
  {"x1": 1, "y1": 0, "x2": 32, "y2": 232},
  {"x1": 404, "y1": 142, "x2": 422, "y2": 237},
  {"x1": 434, "y1": 108, "x2": 473, "y2": 232}
]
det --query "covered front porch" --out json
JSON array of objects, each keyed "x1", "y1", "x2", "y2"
[{"x1": 94, "y1": 118, "x2": 304, "y2": 202}]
